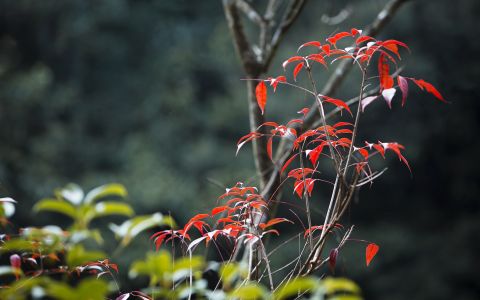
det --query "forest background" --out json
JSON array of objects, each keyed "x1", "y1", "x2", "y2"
[{"x1": 0, "y1": 1, "x2": 478, "y2": 299}]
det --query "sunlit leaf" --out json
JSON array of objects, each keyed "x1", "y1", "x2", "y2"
[
  {"x1": 66, "y1": 244, "x2": 106, "y2": 269},
  {"x1": 84, "y1": 183, "x2": 128, "y2": 204},
  {"x1": 255, "y1": 81, "x2": 267, "y2": 115},
  {"x1": 274, "y1": 277, "x2": 317, "y2": 300},
  {"x1": 33, "y1": 199, "x2": 77, "y2": 219},
  {"x1": 93, "y1": 202, "x2": 134, "y2": 219},
  {"x1": 229, "y1": 283, "x2": 267, "y2": 300}
]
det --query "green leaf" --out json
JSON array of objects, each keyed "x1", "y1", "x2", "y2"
[
  {"x1": 220, "y1": 262, "x2": 247, "y2": 289},
  {"x1": 274, "y1": 278, "x2": 318, "y2": 300},
  {"x1": 84, "y1": 183, "x2": 127, "y2": 204},
  {"x1": 129, "y1": 251, "x2": 173, "y2": 285},
  {"x1": 46, "y1": 278, "x2": 108, "y2": 300},
  {"x1": 66, "y1": 244, "x2": 106, "y2": 268},
  {"x1": 57, "y1": 183, "x2": 84, "y2": 205},
  {"x1": 329, "y1": 296, "x2": 363, "y2": 300},
  {"x1": 34, "y1": 199, "x2": 77, "y2": 219},
  {"x1": 320, "y1": 277, "x2": 361, "y2": 295},
  {"x1": 0, "y1": 239, "x2": 36, "y2": 252},
  {"x1": 109, "y1": 213, "x2": 176, "y2": 247},
  {"x1": 229, "y1": 283, "x2": 267, "y2": 300},
  {"x1": 92, "y1": 202, "x2": 134, "y2": 219},
  {"x1": 173, "y1": 256, "x2": 205, "y2": 272}
]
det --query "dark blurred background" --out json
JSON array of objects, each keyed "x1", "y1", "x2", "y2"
[{"x1": 0, "y1": 0, "x2": 478, "y2": 299}]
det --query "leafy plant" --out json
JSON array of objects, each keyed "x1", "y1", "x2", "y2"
[{"x1": 0, "y1": 25, "x2": 445, "y2": 300}]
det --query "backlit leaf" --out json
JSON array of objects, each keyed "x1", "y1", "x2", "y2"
[
  {"x1": 34, "y1": 199, "x2": 77, "y2": 219},
  {"x1": 84, "y1": 183, "x2": 127, "y2": 204},
  {"x1": 322, "y1": 96, "x2": 352, "y2": 116},
  {"x1": 282, "y1": 56, "x2": 304, "y2": 69},
  {"x1": 293, "y1": 62, "x2": 304, "y2": 81},
  {"x1": 412, "y1": 78, "x2": 446, "y2": 102},
  {"x1": 398, "y1": 75, "x2": 409, "y2": 106},
  {"x1": 298, "y1": 41, "x2": 321, "y2": 52},
  {"x1": 378, "y1": 53, "x2": 393, "y2": 90},
  {"x1": 255, "y1": 81, "x2": 267, "y2": 115},
  {"x1": 366, "y1": 243, "x2": 379, "y2": 266}
]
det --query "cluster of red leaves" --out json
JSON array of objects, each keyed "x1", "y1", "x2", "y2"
[
  {"x1": 150, "y1": 182, "x2": 292, "y2": 252},
  {"x1": 256, "y1": 28, "x2": 445, "y2": 115},
  {"x1": 151, "y1": 29, "x2": 447, "y2": 270}
]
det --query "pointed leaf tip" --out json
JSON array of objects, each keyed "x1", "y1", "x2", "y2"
[
  {"x1": 382, "y1": 88, "x2": 396, "y2": 108},
  {"x1": 366, "y1": 243, "x2": 379, "y2": 266},
  {"x1": 398, "y1": 76, "x2": 409, "y2": 106},
  {"x1": 255, "y1": 81, "x2": 267, "y2": 115}
]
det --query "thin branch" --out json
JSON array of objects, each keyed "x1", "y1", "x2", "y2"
[
  {"x1": 263, "y1": 0, "x2": 308, "y2": 70},
  {"x1": 236, "y1": 0, "x2": 265, "y2": 26}
]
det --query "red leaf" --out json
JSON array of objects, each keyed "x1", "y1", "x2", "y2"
[
  {"x1": 383, "y1": 142, "x2": 411, "y2": 173},
  {"x1": 280, "y1": 153, "x2": 298, "y2": 175},
  {"x1": 372, "y1": 143, "x2": 385, "y2": 158},
  {"x1": 267, "y1": 136, "x2": 273, "y2": 161},
  {"x1": 378, "y1": 53, "x2": 393, "y2": 90},
  {"x1": 366, "y1": 243, "x2": 379, "y2": 266},
  {"x1": 350, "y1": 28, "x2": 361, "y2": 36},
  {"x1": 329, "y1": 248, "x2": 338, "y2": 273},
  {"x1": 382, "y1": 39, "x2": 410, "y2": 53},
  {"x1": 282, "y1": 56, "x2": 304, "y2": 69},
  {"x1": 190, "y1": 214, "x2": 210, "y2": 222},
  {"x1": 293, "y1": 180, "x2": 303, "y2": 198},
  {"x1": 398, "y1": 76, "x2": 409, "y2": 106},
  {"x1": 356, "y1": 35, "x2": 374, "y2": 44},
  {"x1": 307, "y1": 142, "x2": 327, "y2": 166},
  {"x1": 307, "y1": 53, "x2": 327, "y2": 67},
  {"x1": 322, "y1": 96, "x2": 353, "y2": 116},
  {"x1": 259, "y1": 217, "x2": 293, "y2": 230},
  {"x1": 333, "y1": 121, "x2": 353, "y2": 128},
  {"x1": 297, "y1": 107, "x2": 310, "y2": 117},
  {"x1": 322, "y1": 44, "x2": 331, "y2": 55},
  {"x1": 217, "y1": 217, "x2": 236, "y2": 224},
  {"x1": 412, "y1": 79, "x2": 446, "y2": 102},
  {"x1": 293, "y1": 62, "x2": 304, "y2": 81},
  {"x1": 211, "y1": 206, "x2": 229, "y2": 216},
  {"x1": 293, "y1": 178, "x2": 315, "y2": 198},
  {"x1": 255, "y1": 81, "x2": 267, "y2": 115},
  {"x1": 357, "y1": 147, "x2": 369, "y2": 160},
  {"x1": 269, "y1": 76, "x2": 286, "y2": 92},
  {"x1": 327, "y1": 31, "x2": 352, "y2": 46},
  {"x1": 298, "y1": 41, "x2": 321, "y2": 52}
]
